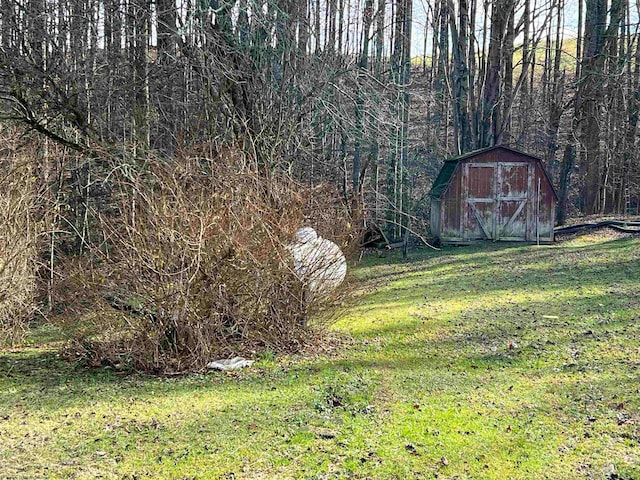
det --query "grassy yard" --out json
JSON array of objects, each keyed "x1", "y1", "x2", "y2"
[{"x1": 2, "y1": 233, "x2": 640, "y2": 479}]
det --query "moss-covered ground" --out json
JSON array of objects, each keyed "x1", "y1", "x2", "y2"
[{"x1": 2, "y1": 233, "x2": 639, "y2": 479}]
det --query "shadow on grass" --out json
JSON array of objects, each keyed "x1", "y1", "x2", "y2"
[
  {"x1": 359, "y1": 236, "x2": 636, "y2": 281},
  {"x1": 0, "y1": 348, "x2": 152, "y2": 409},
  {"x1": 0, "y1": 345, "x2": 366, "y2": 415},
  {"x1": 354, "y1": 238, "x2": 638, "y2": 312},
  {"x1": 2, "y1": 237, "x2": 638, "y2": 416}
]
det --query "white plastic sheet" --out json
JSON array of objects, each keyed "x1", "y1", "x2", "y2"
[
  {"x1": 289, "y1": 227, "x2": 347, "y2": 296},
  {"x1": 206, "y1": 357, "x2": 255, "y2": 371}
]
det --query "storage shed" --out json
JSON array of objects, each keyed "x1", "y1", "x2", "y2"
[{"x1": 429, "y1": 145, "x2": 557, "y2": 244}]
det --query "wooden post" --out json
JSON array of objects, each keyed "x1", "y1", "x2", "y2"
[
  {"x1": 402, "y1": 225, "x2": 409, "y2": 260},
  {"x1": 461, "y1": 163, "x2": 469, "y2": 241}
]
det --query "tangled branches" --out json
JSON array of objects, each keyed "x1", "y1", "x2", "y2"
[{"x1": 54, "y1": 147, "x2": 355, "y2": 372}]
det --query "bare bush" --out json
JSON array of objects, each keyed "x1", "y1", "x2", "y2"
[
  {"x1": 54, "y1": 147, "x2": 354, "y2": 372},
  {"x1": 0, "y1": 144, "x2": 41, "y2": 345},
  {"x1": 303, "y1": 183, "x2": 361, "y2": 257}
]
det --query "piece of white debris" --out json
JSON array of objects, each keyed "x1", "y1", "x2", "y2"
[
  {"x1": 289, "y1": 227, "x2": 347, "y2": 296},
  {"x1": 206, "y1": 357, "x2": 254, "y2": 371}
]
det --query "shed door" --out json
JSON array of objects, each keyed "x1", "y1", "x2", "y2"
[
  {"x1": 496, "y1": 162, "x2": 531, "y2": 240},
  {"x1": 464, "y1": 163, "x2": 496, "y2": 240}
]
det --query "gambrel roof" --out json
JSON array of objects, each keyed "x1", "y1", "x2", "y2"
[{"x1": 428, "y1": 145, "x2": 558, "y2": 201}]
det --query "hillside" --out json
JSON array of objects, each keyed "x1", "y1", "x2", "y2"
[{"x1": 2, "y1": 233, "x2": 639, "y2": 478}]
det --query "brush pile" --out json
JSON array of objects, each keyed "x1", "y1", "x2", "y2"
[{"x1": 54, "y1": 147, "x2": 355, "y2": 372}]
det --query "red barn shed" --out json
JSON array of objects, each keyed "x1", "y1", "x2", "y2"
[{"x1": 429, "y1": 146, "x2": 557, "y2": 244}]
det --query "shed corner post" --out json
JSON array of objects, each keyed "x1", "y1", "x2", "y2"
[
  {"x1": 494, "y1": 162, "x2": 502, "y2": 241},
  {"x1": 460, "y1": 162, "x2": 468, "y2": 241},
  {"x1": 525, "y1": 162, "x2": 535, "y2": 241},
  {"x1": 536, "y1": 177, "x2": 541, "y2": 246},
  {"x1": 551, "y1": 199, "x2": 556, "y2": 242}
]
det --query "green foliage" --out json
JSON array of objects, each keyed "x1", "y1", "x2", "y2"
[{"x1": 2, "y1": 233, "x2": 640, "y2": 478}]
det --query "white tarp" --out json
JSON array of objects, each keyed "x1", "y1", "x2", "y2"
[
  {"x1": 288, "y1": 227, "x2": 347, "y2": 296},
  {"x1": 206, "y1": 357, "x2": 255, "y2": 371}
]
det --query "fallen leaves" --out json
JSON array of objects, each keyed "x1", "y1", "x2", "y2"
[
  {"x1": 310, "y1": 427, "x2": 337, "y2": 439},
  {"x1": 404, "y1": 443, "x2": 420, "y2": 456}
]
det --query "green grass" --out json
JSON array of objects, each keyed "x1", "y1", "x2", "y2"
[{"x1": 2, "y1": 233, "x2": 640, "y2": 479}]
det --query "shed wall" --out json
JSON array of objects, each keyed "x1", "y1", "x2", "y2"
[
  {"x1": 440, "y1": 165, "x2": 463, "y2": 240},
  {"x1": 430, "y1": 199, "x2": 441, "y2": 237},
  {"x1": 533, "y1": 162, "x2": 556, "y2": 241},
  {"x1": 435, "y1": 151, "x2": 555, "y2": 244}
]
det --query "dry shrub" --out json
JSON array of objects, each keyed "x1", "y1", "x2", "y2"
[
  {"x1": 303, "y1": 183, "x2": 361, "y2": 257},
  {"x1": 55, "y1": 147, "x2": 354, "y2": 372},
  {"x1": 0, "y1": 146, "x2": 40, "y2": 345}
]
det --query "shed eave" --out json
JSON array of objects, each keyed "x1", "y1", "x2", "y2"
[{"x1": 428, "y1": 160, "x2": 460, "y2": 199}]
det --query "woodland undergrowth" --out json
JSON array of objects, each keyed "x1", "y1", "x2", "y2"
[{"x1": 1, "y1": 137, "x2": 356, "y2": 372}]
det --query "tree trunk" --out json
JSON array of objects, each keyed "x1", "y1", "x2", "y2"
[
  {"x1": 557, "y1": 143, "x2": 575, "y2": 225},
  {"x1": 578, "y1": 0, "x2": 606, "y2": 214},
  {"x1": 449, "y1": 0, "x2": 472, "y2": 154},
  {"x1": 480, "y1": 0, "x2": 512, "y2": 147},
  {"x1": 498, "y1": 2, "x2": 514, "y2": 145}
]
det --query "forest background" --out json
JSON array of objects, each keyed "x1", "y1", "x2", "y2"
[{"x1": 2, "y1": 0, "x2": 637, "y2": 232}]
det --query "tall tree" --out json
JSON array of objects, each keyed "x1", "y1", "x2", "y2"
[
  {"x1": 480, "y1": 0, "x2": 514, "y2": 147},
  {"x1": 577, "y1": 0, "x2": 607, "y2": 214},
  {"x1": 450, "y1": 0, "x2": 473, "y2": 153}
]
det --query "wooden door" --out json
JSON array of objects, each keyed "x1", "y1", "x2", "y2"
[
  {"x1": 464, "y1": 163, "x2": 496, "y2": 240},
  {"x1": 496, "y1": 162, "x2": 531, "y2": 240}
]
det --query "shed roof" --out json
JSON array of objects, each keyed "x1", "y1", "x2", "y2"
[
  {"x1": 429, "y1": 159, "x2": 459, "y2": 199},
  {"x1": 428, "y1": 145, "x2": 558, "y2": 200}
]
